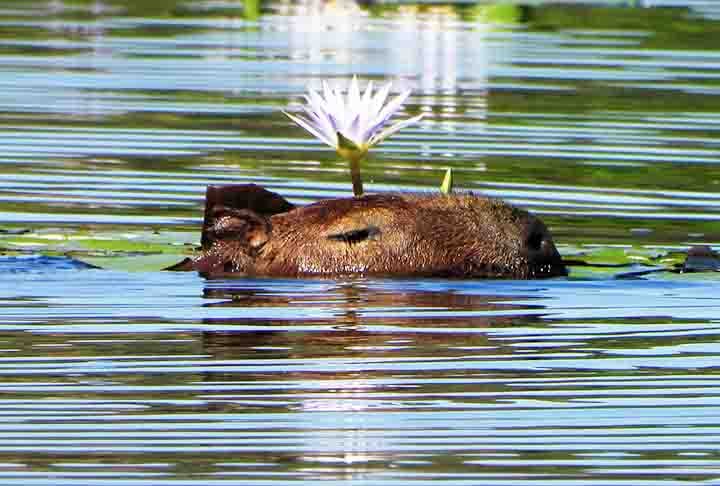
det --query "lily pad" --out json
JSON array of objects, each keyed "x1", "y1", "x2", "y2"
[{"x1": 0, "y1": 227, "x2": 198, "y2": 272}]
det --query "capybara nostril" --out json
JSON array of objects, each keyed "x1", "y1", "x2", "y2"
[{"x1": 526, "y1": 230, "x2": 544, "y2": 252}]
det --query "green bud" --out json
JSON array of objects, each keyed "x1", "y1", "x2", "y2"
[
  {"x1": 440, "y1": 168, "x2": 453, "y2": 195},
  {"x1": 337, "y1": 131, "x2": 360, "y2": 151},
  {"x1": 336, "y1": 131, "x2": 368, "y2": 165}
]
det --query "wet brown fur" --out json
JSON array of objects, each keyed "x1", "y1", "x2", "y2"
[{"x1": 170, "y1": 184, "x2": 566, "y2": 279}]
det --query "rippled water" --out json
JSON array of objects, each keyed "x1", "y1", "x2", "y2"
[{"x1": 1, "y1": 0, "x2": 720, "y2": 484}]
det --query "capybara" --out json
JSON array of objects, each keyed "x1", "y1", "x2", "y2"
[{"x1": 169, "y1": 184, "x2": 566, "y2": 279}]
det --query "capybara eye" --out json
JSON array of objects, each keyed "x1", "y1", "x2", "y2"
[{"x1": 327, "y1": 226, "x2": 380, "y2": 245}]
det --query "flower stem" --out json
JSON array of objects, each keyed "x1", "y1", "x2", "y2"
[{"x1": 349, "y1": 155, "x2": 364, "y2": 197}]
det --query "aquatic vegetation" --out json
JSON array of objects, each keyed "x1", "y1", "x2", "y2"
[
  {"x1": 441, "y1": 168, "x2": 454, "y2": 195},
  {"x1": 0, "y1": 228, "x2": 194, "y2": 271},
  {"x1": 284, "y1": 76, "x2": 423, "y2": 196}
]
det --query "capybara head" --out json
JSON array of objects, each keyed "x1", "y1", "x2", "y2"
[{"x1": 171, "y1": 184, "x2": 566, "y2": 279}]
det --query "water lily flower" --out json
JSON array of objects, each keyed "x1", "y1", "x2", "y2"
[{"x1": 284, "y1": 76, "x2": 423, "y2": 197}]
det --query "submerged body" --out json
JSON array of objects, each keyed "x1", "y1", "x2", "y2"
[{"x1": 172, "y1": 185, "x2": 566, "y2": 279}]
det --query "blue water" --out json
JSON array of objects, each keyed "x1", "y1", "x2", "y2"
[
  {"x1": 0, "y1": 256, "x2": 717, "y2": 484},
  {"x1": 1, "y1": 0, "x2": 720, "y2": 484}
]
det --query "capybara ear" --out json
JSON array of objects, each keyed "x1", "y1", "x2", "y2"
[
  {"x1": 203, "y1": 184, "x2": 293, "y2": 218},
  {"x1": 201, "y1": 185, "x2": 291, "y2": 249},
  {"x1": 202, "y1": 206, "x2": 270, "y2": 251}
]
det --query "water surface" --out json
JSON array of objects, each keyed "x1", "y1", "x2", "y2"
[{"x1": 1, "y1": 0, "x2": 720, "y2": 484}]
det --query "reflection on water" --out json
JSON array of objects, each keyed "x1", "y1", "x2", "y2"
[
  {"x1": 1, "y1": 0, "x2": 720, "y2": 242},
  {"x1": 1, "y1": 0, "x2": 720, "y2": 484},
  {"x1": 0, "y1": 259, "x2": 720, "y2": 484}
]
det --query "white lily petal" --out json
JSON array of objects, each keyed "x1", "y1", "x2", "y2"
[
  {"x1": 331, "y1": 82, "x2": 347, "y2": 128},
  {"x1": 370, "y1": 82, "x2": 391, "y2": 118},
  {"x1": 371, "y1": 88, "x2": 411, "y2": 129},
  {"x1": 283, "y1": 110, "x2": 336, "y2": 148},
  {"x1": 345, "y1": 112, "x2": 363, "y2": 145},
  {"x1": 306, "y1": 89, "x2": 337, "y2": 136},
  {"x1": 359, "y1": 80, "x2": 374, "y2": 130},
  {"x1": 301, "y1": 105, "x2": 336, "y2": 146},
  {"x1": 362, "y1": 80, "x2": 374, "y2": 106},
  {"x1": 306, "y1": 88, "x2": 331, "y2": 118},
  {"x1": 348, "y1": 75, "x2": 362, "y2": 118},
  {"x1": 323, "y1": 80, "x2": 342, "y2": 128},
  {"x1": 302, "y1": 96, "x2": 333, "y2": 138},
  {"x1": 329, "y1": 112, "x2": 347, "y2": 146},
  {"x1": 368, "y1": 113, "x2": 423, "y2": 147}
]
